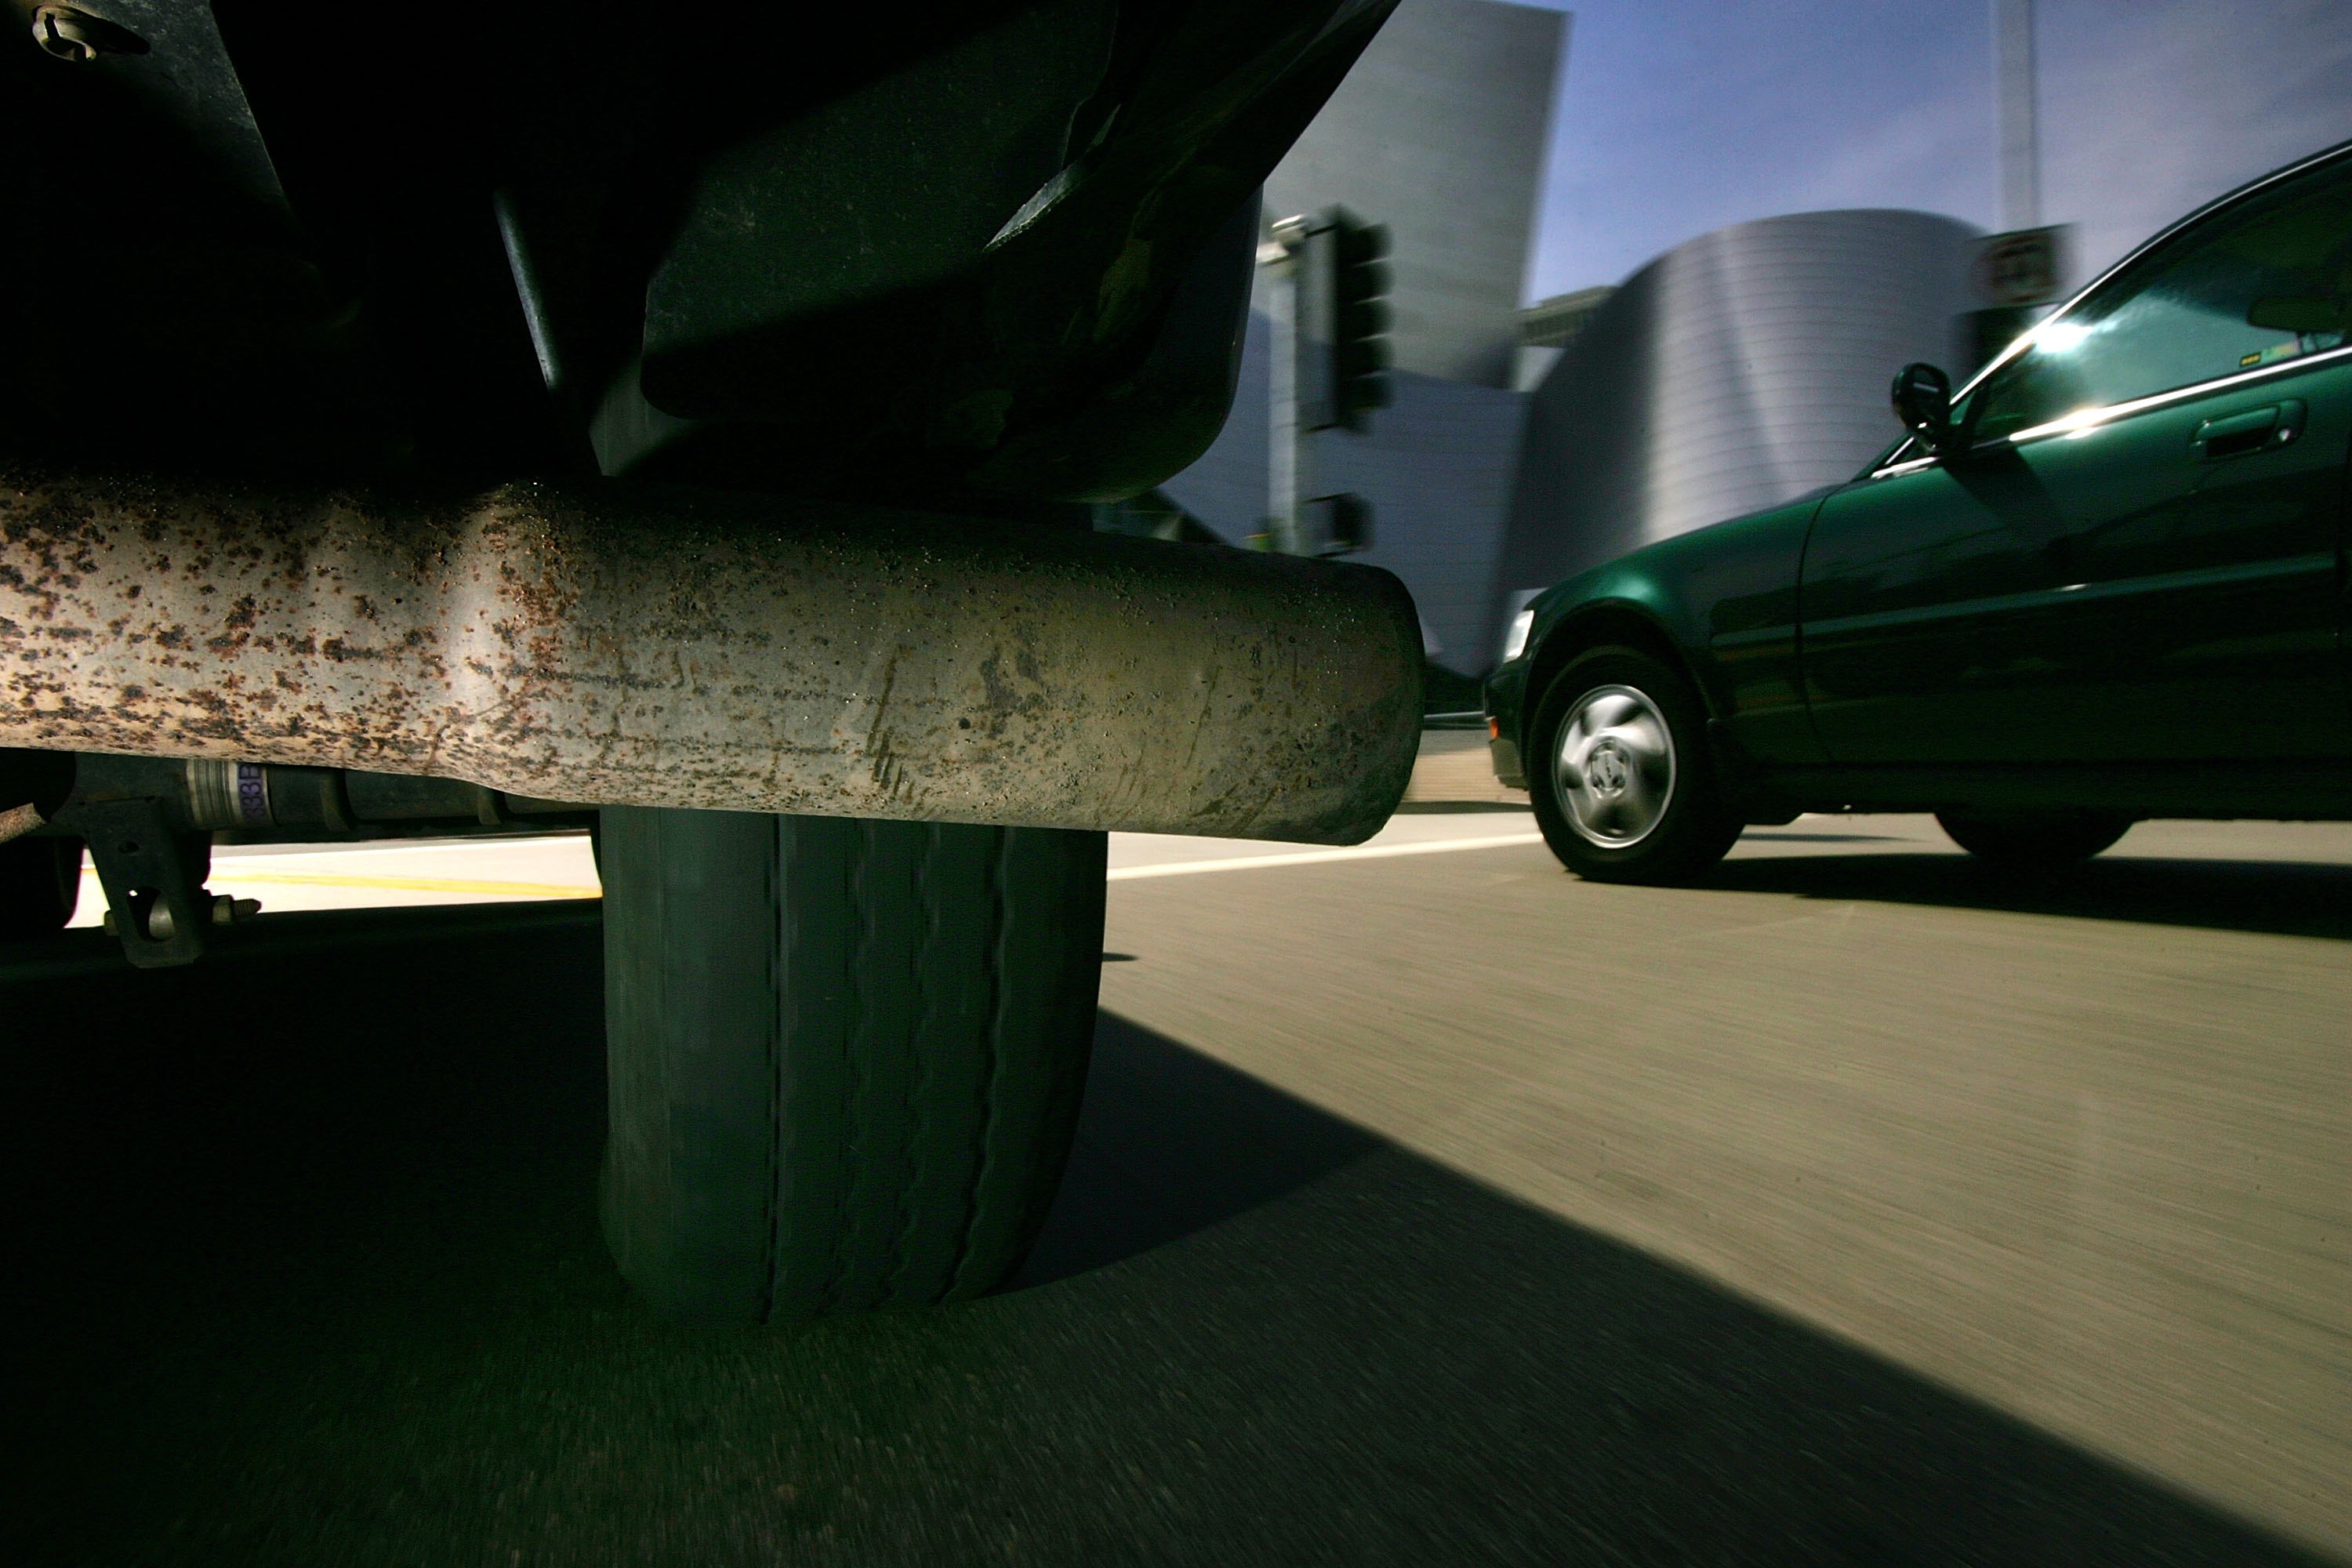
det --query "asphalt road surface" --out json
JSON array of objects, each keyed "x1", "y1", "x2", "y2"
[{"x1": 5, "y1": 798, "x2": 2347, "y2": 1566}]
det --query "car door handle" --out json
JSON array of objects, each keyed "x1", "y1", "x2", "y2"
[{"x1": 2192, "y1": 400, "x2": 2303, "y2": 459}]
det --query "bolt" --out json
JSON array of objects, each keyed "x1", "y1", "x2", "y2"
[{"x1": 211, "y1": 895, "x2": 261, "y2": 926}]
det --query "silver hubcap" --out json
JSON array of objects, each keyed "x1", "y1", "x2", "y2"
[{"x1": 1554, "y1": 684, "x2": 1675, "y2": 848}]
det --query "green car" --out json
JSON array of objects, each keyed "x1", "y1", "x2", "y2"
[{"x1": 1485, "y1": 140, "x2": 2352, "y2": 884}]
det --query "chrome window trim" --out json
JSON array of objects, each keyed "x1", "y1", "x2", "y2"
[
  {"x1": 1866, "y1": 137, "x2": 2352, "y2": 483},
  {"x1": 1867, "y1": 341, "x2": 2352, "y2": 480},
  {"x1": 1954, "y1": 139, "x2": 2352, "y2": 405},
  {"x1": 1867, "y1": 452, "x2": 1939, "y2": 480},
  {"x1": 1998, "y1": 342, "x2": 2352, "y2": 445}
]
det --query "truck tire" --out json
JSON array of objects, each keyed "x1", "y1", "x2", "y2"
[
  {"x1": 598, "y1": 807, "x2": 1105, "y2": 1323},
  {"x1": 0, "y1": 836, "x2": 81, "y2": 941}
]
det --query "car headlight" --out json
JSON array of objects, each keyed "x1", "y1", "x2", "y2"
[{"x1": 1501, "y1": 608, "x2": 1535, "y2": 662}]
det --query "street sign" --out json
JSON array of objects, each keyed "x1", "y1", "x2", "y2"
[{"x1": 1973, "y1": 225, "x2": 2071, "y2": 308}]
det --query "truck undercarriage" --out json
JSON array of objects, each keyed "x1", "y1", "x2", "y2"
[{"x1": 1, "y1": 0, "x2": 1420, "y2": 1319}]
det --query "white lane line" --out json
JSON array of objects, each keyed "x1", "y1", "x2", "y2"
[
  {"x1": 1108, "y1": 833, "x2": 1544, "y2": 881},
  {"x1": 209, "y1": 833, "x2": 586, "y2": 862}
]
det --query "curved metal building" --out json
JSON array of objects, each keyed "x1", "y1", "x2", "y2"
[{"x1": 1489, "y1": 208, "x2": 1980, "y2": 661}]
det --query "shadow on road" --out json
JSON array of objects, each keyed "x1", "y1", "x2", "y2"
[
  {"x1": 0, "y1": 906, "x2": 2328, "y2": 1566},
  {"x1": 1737, "y1": 829, "x2": 1908, "y2": 843},
  {"x1": 1704, "y1": 850, "x2": 2352, "y2": 941},
  {"x1": 1009, "y1": 1014, "x2": 1381, "y2": 1290}
]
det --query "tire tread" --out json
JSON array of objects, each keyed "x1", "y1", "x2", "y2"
[{"x1": 603, "y1": 809, "x2": 1102, "y2": 1323}]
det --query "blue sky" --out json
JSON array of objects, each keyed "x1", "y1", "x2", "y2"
[{"x1": 1515, "y1": 0, "x2": 2352, "y2": 300}]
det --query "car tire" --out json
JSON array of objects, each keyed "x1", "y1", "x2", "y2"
[
  {"x1": 1528, "y1": 648, "x2": 1741, "y2": 885},
  {"x1": 1935, "y1": 809, "x2": 2132, "y2": 869},
  {"x1": 0, "y1": 836, "x2": 81, "y2": 941},
  {"x1": 598, "y1": 807, "x2": 1105, "y2": 1324}
]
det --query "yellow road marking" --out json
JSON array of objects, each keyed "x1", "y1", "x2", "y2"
[
  {"x1": 70, "y1": 829, "x2": 1544, "y2": 899},
  {"x1": 82, "y1": 866, "x2": 599, "y2": 899},
  {"x1": 213, "y1": 870, "x2": 600, "y2": 898},
  {"x1": 1109, "y1": 833, "x2": 1544, "y2": 881}
]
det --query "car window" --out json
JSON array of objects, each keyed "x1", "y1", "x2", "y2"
[{"x1": 1966, "y1": 158, "x2": 2352, "y2": 444}]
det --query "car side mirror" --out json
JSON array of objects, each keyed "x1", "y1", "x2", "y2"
[{"x1": 1890, "y1": 361, "x2": 1956, "y2": 456}]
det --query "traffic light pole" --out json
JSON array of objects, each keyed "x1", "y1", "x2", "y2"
[{"x1": 1262, "y1": 219, "x2": 1315, "y2": 556}]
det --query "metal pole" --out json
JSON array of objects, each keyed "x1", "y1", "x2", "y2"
[
  {"x1": 1994, "y1": 0, "x2": 2041, "y2": 232},
  {"x1": 1293, "y1": 393, "x2": 1321, "y2": 557},
  {"x1": 1262, "y1": 227, "x2": 1304, "y2": 556}
]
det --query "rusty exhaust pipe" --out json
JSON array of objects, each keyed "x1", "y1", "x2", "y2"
[{"x1": 1, "y1": 462, "x2": 1421, "y2": 844}]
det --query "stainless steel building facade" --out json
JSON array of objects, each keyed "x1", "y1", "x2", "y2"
[
  {"x1": 1487, "y1": 208, "x2": 1981, "y2": 662},
  {"x1": 1160, "y1": 313, "x2": 1531, "y2": 672},
  {"x1": 1160, "y1": 0, "x2": 1566, "y2": 677},
  {"x1": 1265, "y1": 0, "x2": 1566, "y2": 387},
  {"x1": 1166, "y1": 18, "x2": 1986, "y2": 685}
]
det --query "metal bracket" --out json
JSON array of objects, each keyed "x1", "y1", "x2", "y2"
[
  {"x1": 78, "y1": 797, "x2": 213, "y2": 967},
  {"x1": 49, "y1": 0, "x2": 296, "y2": 223}
]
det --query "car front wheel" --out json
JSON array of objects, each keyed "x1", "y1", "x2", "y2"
[{"x1": 1528, "y1": 648, "x2": 1741, "y2": 885}]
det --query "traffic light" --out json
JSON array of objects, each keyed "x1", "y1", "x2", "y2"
[
  {"x1": 1328, "y1": 212, "x2": 1391, "y2": 433},
  {"x1": 1289, "y1": 208, "x2": 1392, "y2": 434}
]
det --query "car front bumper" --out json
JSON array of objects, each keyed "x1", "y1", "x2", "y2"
[
  {"x1": 1482, "y1": 655, "x2": 1532, "y2": 789},
  {"x1": 1488, "y1": 737, "x2": 1526, "y2": 790}
]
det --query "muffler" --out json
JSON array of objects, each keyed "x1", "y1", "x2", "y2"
[{"x1": 0, "y1": 462, "x2": 1421, "y2": 844}]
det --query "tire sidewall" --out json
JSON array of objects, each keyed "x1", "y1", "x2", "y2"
[{"x1": 1528, "y1": 648, "x2": 1736, "y2": 884}]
